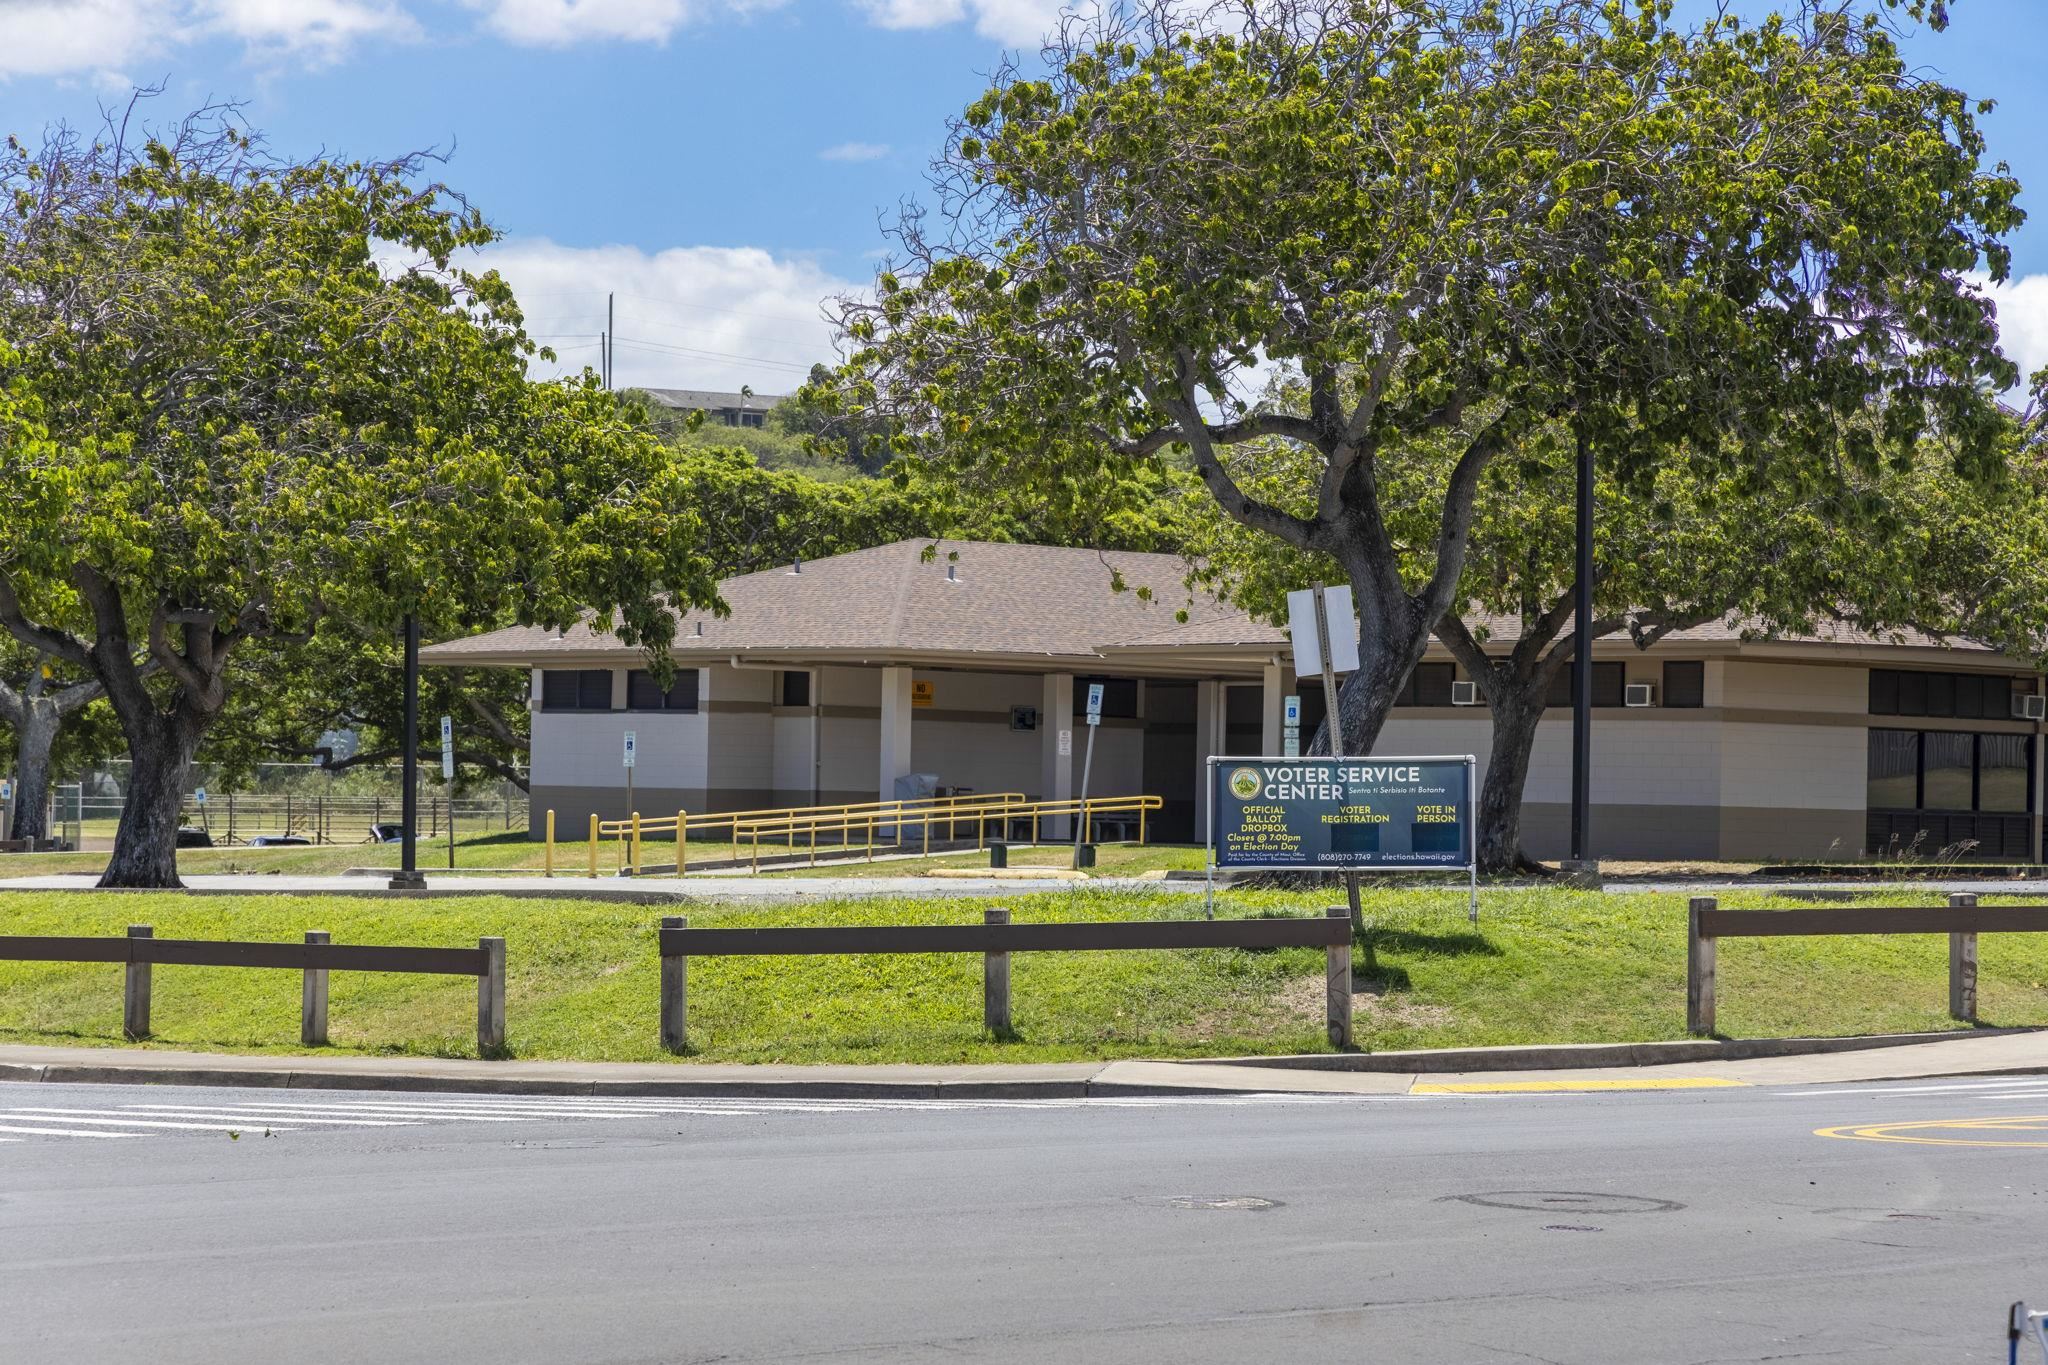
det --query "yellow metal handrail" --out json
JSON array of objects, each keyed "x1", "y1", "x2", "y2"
[
  {"x1": 563, "y1": 792, "x2": 1027, "y2": 877},
  {"x1": 730, "y1": 793, "x2": 1163, "y2": 872}
]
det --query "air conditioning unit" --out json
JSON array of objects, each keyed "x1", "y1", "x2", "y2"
[
  {"x1": 1624, "y1": 683, "x2": 1656, "y2": 708},
  {"x1": 2015, "y1": 693, "x2": 2046, "y2": 721},
  {"x1": 1450, "y1": 680, "x2": 1480, "y2": 706}
]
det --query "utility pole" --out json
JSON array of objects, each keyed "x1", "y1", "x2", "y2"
[
  {"x1": 1568, "y1": 427, "x2": 1594, "y2": 871},
  {"x1": 389, "y1": 614, "x2": 426, "y2": 891},
  {"x1": 606, "y1": 292, "x2": 615, "y2": 391}
]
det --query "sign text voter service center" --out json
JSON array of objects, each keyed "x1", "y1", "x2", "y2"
[{"x1": 1211, "y1": 757, "x2": 1473, "y2": 869}]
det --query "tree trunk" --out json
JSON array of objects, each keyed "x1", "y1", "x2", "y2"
[
  {"x1": 7, "y1": 699, "x2": 58, "y2": 843},
  {"x1": 99, "y1": 713, "x2": 201, "y2": 889},
  {"x1": 1309, "y1": 596, "x2": 1433, "y2": 758},
  {"x1": 1475, "y1": 691, "x2": 1548, "y2": 875}
]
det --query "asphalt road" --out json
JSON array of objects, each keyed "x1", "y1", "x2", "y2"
[{"x1": 3, "y1": 1077, "x2": 2046, "y2": 1364}]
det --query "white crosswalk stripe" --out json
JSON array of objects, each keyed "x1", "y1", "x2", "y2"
[{"x1": 0, "y1": 1089, "x2": 1430, "y2": 1143}]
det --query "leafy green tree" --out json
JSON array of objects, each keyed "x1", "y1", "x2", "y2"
[
  {"x1": 813, "y1": 0, "x2": 2022, "y2": 759},
  {"x1": 0, "y1": 643, "x2": 125, "y2": 843},
  {"x1": 0, "y1": 104, "x2": 722, "y2": 887}
]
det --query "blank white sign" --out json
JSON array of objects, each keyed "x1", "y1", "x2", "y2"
[{"x1": 1285, "y1": 586, "x2": 1360, "y2": 678}]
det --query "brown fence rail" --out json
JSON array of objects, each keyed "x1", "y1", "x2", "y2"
[
  {"x1": 0, "y1": 925, "x2": 505, "y2": 1053},
  {"x1": 1686, "y1": 894, "x2": 2048, "y2": 1034},
  {"x1": 656, "y1": 908, "x2": 1357, "y2": 1053}
]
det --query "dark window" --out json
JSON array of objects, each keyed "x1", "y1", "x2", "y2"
[
  {"x1": 1866, "y1": 728, "x2": 2034, "y2": 816},
  {"x1": 1871, "y1": 668, "x2": 2018, "y2": 719},
  {"x1": 1404, "y1": 662, "x2": 1455, "y2": 707},
  {"x1": 1867, "y1": 730, "x2": 1920, "y2": 810},
  {"x1": 1897, "y1": 671, "x2": 1928, "y2": 715},
  {"x1": 780, "y1": 670, "x2": 811, "y2": 707},
  {"x1": 1923, "y1": 732, "x2": 1974, "y2": 810},
  {"x1": 1953, "y1": 673, "x2": 1985, "y2": 720},
  {"x1": 1974, "y1": 675, "x2": 2007, "y2": 720},
  {"x1": 626, "y1": 668, "x2": 699, "y2": 712},
  {"x1": 1926, "y1": 672, "x2": 1955, "y2": 718},
  {"x1": 1545, "y1": 661, "x2": 1626, "y2": 708},
  {"x1": 541, "y1": 669, "x2": 614, "y2": 712},
  {"x1": 1073, "y1": 676, "x2": 1138, "y2": 719},
  {"x1": 1981, "y1": 734, "x2": 2032, "y2": 813},
  {"x1": 1663, "y1": 661, "x2": 1705, "y2": 709}
]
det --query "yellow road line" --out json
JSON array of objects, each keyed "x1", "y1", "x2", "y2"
[
  {"x1": 1815, "y1": 1115, "x2": 2048, "y2": 1148},
  {"x1": 1413, "y1": 1078, "x2": 1750, "y2": 1094}
]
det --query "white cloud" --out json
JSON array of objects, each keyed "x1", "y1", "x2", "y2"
[
  {"x1": 475, "y1": 237, "x2": 858, "y2": 394},
  {"x1": 464, "y1": 0, "x2": 783, "y2": 45},
  {"x1": 201, "y1": 0, "x2": 419, "y2": 63},
  {"x1": 1979, "y1": 273, "x2": 2048, "y2": 395},
  {"x1": 819, "y1": 140, "x2": 889, "y2": 162},
  {"x1": 0, "y1": 0, "x2": 175, "y2": 78},
  {"x1": 0, "y1": 0, "x2": 414, "y2": 78},
  {"x1": 857, "y1": 0, "x2": 1069, "y2": 44}
]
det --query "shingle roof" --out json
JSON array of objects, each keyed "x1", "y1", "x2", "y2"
[
  {"x1": 421, "y1": 540, "x2": 1265, "y2": 665},
  {"x1": 421, "y1": 539, "x2": 2008, "y2": 668},
  {"x1": 637, "y1": 388, "x2": 787, "y2": 412}
]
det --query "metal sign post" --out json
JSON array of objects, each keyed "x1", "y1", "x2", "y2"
[
  {"x1": 441, "y1": 716, "x2": 456, "y2": 870},
  {"x1": 194, "y1": 787, "x2": 209, "y2": 837},
  {"x1": 1282, "y1": 694, "x2": 1301, "y2": 759},
  {"x1": 1310, "y1": 585, "x2": 1365, "y2": 929},
  {"x1": 1073, "y1": 682, "x2": 1103, "y2": 867},
  {"x1": 623, "y1": 729, "x2": 638, "y2": 826}
]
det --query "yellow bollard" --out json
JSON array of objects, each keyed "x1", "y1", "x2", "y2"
[
  {"x1": 588, "y1": 814, "x2": 599, "y2": 879},
  {"x1": 630, "y1": 812, "x2": 642, "y2": 877},
  {"x1": 676, "y1": 811, "x2": 687, "y2": 877},
  {"x1": 1139, "y1": 803, "x2": 1147, "y2": 846},
  {"x1": 545, "y1": 809, "x2": 555, "y2": 878}
]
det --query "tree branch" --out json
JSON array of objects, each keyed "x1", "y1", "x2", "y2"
[{"x1": 0, "y1": 577, "x2": 94, "y2": 673}]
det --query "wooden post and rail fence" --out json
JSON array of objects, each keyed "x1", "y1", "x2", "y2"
[
  {"x1": 656, "y1": 906, "x2": 1358, "y2": 1052},
  {"x1": 1686, "y1": 893, "x2": 2048, "y2": 1035},
  {"x1": 0, "y1": 926, "x2": 507, "y2": 1054}
]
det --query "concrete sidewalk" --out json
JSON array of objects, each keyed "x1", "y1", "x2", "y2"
[
  {"x1": 0, "y1": 872, "x2": 1194, "y2": 901},
  {"x1": 2, "y1": 1028, "x2": 2042, "y2": 1099}
]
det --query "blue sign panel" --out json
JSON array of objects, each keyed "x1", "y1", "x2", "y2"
[{"x1": 1211, "y1": 757, "x2": 1473, "y2": 869}]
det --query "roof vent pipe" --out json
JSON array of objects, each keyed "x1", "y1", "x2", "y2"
[
  {"x1": 693, "y1": 621, "x2": 703, "y2": 638},
  {"x1": 945, "y1": 563, "x2": 958, "y2": 583},
  {"x1": 789, "y1": 557, "x2": 802, "y2": 575}
]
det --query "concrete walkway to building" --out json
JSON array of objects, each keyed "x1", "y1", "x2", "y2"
[
  {"x1": 2, "y1": 1027, "x2": 2042, "y2": 1100},
  {"x1": 0, "y1": 871, "x2": 1202, "y2": 901}
]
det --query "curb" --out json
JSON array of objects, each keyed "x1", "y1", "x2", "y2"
[
  {"x1": 0, "y1": 1060, "x2": 1237, "y2": 1100},
  {"x1": 1187, "y1": 1027, "x2": 2045, "y2": 1074}
]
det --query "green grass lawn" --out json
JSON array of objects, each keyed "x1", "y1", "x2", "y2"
[
  {"x1": 1, "y1": 886, "x2": 2044, "y2": 1065},
  {"x1": 0, "y1": 829, "x2": 771, "y2": 879}
]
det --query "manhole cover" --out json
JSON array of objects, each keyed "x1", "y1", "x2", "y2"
[
  {"x1": 1132, "y1": 1195, "x2": 1282, "y2": 1211},
  {"x1": 1443, "y1": 1191, "x2": 1684, "y2": 1215}
]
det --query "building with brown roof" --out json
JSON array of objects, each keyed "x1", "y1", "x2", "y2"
[{"x1": 423, "y1": 540, "x2": 2046, "y2": 861}]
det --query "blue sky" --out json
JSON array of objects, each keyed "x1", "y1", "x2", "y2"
[{"x1": 1, "y1": 0, "x2": 2043, "y2": 395}]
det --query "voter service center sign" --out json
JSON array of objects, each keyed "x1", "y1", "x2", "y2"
[{"x1": 1211, "y1": 756, "x2": 1474, "y2": 869}]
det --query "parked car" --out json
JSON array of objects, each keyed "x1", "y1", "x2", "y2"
[
  {"x1": 246, "y1": 835, "x2": 311, "y2": 847},
  {"x1": 369, "y1": 822, "x2": 405, "y2": 843},
  {"x1": 175, "y1": 827, "x2": 214, "y2": 849}
]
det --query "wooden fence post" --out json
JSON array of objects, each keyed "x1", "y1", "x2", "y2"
[
  {"x1": 302, "y1": 929, "x2": 330, "y2": 1046},
  {"x1": 984, "y1": 908, "x2": 1012, "y2": 1036},
  {"x1": 659, "y1": 915, "x2": 689, "y2": 1053},
  {"x1": 1687, "y1": 897, "x2": 1717, "y2": 1035},
  {"x1": 477, "y1": 936, "x2": 506, "y2": 1056},
  {"x1": 1949, "y1": 892, "x2": 1979, "y2": 1023},
  {"x1": 1326, "y1": 904, "x2": 1353, "y2": 1049},
  {"x1": 123, "y1": 924, "x2": 152, "y2": 1041}
]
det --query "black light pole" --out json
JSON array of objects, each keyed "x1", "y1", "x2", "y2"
[
  {"x1": 390, "y1": 613, "x2": 426, "y2": 890},
  {"x1": 1569, "y1": 429, "x2": 1594, "y2": 867}
]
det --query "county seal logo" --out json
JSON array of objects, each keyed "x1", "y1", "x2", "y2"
[{"x1": 1227, "y1": 767, "x2": 1263, "y2": 801}]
